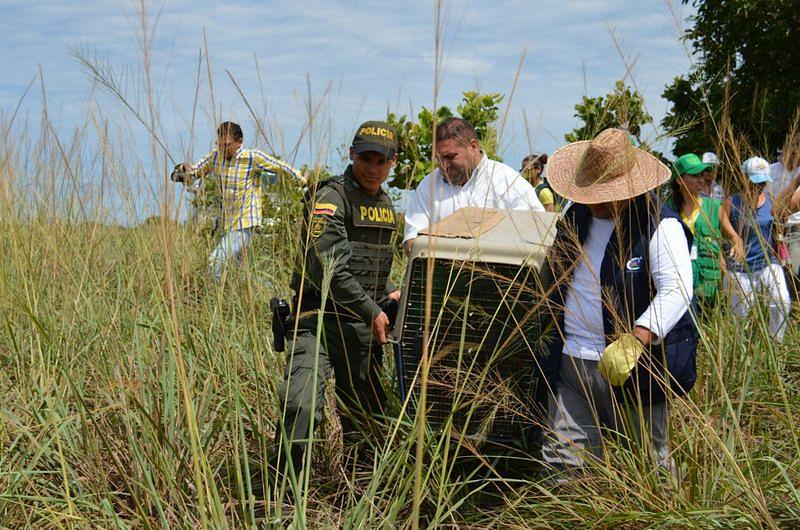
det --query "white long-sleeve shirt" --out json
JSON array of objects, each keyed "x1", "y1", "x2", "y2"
[
  {"x1": 770, "y1": 161, "x2": 800, "y2": 223},
  {"x1": 403, "y1": 154, "x2": 544, "y2": 242},
  {"x1": 563, "y1": 216, "x2": 694, "y2": 361}
]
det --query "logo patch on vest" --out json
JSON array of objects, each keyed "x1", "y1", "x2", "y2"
[
  {"x1": 352, "y1": 202, "x2": 396, "y2": 229},
  {"x1": 310, "y1": 216, "x2": 327, "y2": 239},
  {"x1": 626, "y1": 256, "x2": 644, "y2": 272}
]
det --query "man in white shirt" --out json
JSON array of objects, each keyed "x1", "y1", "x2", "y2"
[
  {"x1": 403, "y1": 117, "x2": 543, "y2": 248},
  {"x1": 769, "y1": 147, "x2": 800, "y2": 201},
  {"x1": 773, "y1": 145, "x2": 800, "y2": 295},
  {"x1": 540, "y1": 128, "x2": 697, "y2": 481}
]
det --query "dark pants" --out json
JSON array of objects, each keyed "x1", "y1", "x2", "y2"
[{"x1": 276, "y1": 313, "x2": 386, "y2": 472}]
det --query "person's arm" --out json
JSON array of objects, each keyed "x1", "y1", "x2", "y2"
[
  {"x1": 507, "y1": 171, "x2": 545, "y2": 212},
  {"x1": 383, "y1": 278, "x2": 400, "y2": 301},
  {"x1": 633, "y1": 218, "x2": 694, "y2": 345},
  {"x1": 773, "y1": 172, "x2": 800, "y2": 221},
  {"x1": 538, "y1": 187, "x2": 555, "y2": 213},
  {"x1": 180, "y1": 151, "x2": 215, "y2": 180},
  {"x1": 790, "y1": 187, "x2": 800, "y2": 213},
  {"x1": 302, "y1": 187, "x2": 385, "y2": 328},
  {"x1": 722, "y1": 198, "x2": 745, "y2": 262},
  {"x1": 715, "y1": 204, "x2": 730, "y2": 273},
  {"x1": 786, "y1": 172, "x2": 800, "y2": 212},
  {"x1": 718, "y1": 202, "x2": 740, "y2": 246},
  {"x1": 251, "y1": 149, "x2": 305, "y2": 184}
]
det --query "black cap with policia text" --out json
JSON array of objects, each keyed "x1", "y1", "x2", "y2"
[{"x1": 351, "y1": 121, "x2": 398, "y2": 158}]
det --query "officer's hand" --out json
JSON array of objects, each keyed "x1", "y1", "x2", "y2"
[
  {"x1": 598, "y1": 333, "x2": 645, "y2": 386},
  {"x1": 372, "y1": 311, "x2": 390, "y2": 344},
  {"x1": 388, "y1": 289, "x2": 401, "y2": 302}
]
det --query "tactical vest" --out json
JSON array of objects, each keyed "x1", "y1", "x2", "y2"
[
  {"x1": 342, "y1": 181, "x2": 396, "y2": 299},
  {"x1": 295, "y1": 169, "x2": 396, "y2": 314}
]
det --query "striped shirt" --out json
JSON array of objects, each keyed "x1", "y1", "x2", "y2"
[{"x1": 189, "y1": 147, "x2": 302, "y2": 231}]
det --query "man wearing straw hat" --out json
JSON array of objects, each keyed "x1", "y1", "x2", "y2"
[{"x1": 540, "y1": 128, "x2": 698, "y2": 479}]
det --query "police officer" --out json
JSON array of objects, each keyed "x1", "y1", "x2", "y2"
[{"x1": 276, "y1": 121, "x2": 400, "y2": 478}]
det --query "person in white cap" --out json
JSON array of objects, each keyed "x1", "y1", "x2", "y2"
[
  {"x1": 701, "y1": 152, "x2": 725, "y2": 201},
  {"x1": 540, "y1": 128, "x2": 697, "y2": 480},
  {"x1": 723, "y1": 156, "x2": 791, "y2": 341}
]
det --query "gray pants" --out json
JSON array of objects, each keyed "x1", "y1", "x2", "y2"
[
  {"x1": 208, "y1": 227, "x2": 254, "y2": 281},
  {"x1": 542, "y1": 354, "x2": 670, "y2": 475}
]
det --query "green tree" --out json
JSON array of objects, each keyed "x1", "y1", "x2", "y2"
[
  {"x1": 387, "y1": 91, "x2": 504, "y2": 189},
  {"x1": 662, "y1": 0, "x2": 800, "y2": 156},
  {"x1": 565, "y1": 80, "x2": 653, "y2": 143}
]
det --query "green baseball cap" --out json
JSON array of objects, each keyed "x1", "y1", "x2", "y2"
[
  {"x1": 351, "y1": 120, "x2": 398, "y2": 158},
  {"x1": 671, "y1": 153, "x2": 712, "y2": 180}
]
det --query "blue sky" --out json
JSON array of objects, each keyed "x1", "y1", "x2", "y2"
[{"x1": 0, "y1": 0, "x2": 696, "y2": 221}]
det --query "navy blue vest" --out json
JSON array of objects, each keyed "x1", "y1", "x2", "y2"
[{"x1": 544, "y1": 193, "x2": 699, "y2": 405}]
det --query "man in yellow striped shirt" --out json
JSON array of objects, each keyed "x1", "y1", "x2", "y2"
[{"x1": 176, "y1": 121, "x2": 303, "y2": 280}]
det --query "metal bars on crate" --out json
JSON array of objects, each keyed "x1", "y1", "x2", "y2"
[{"x1": 398, "y1": 257, "x2": 546, "y2": 442}]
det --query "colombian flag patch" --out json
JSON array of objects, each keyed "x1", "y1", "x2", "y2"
[{"x1": 312, "y1": 202, "x2": 338, "y2": 216}]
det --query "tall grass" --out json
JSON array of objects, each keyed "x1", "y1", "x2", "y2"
[
  {"x1": 3, "y1": 98, "x2": 799, "y2": 529},
  {"x1": 1, "y1": 185, "x2": 798, "y2": 528}
]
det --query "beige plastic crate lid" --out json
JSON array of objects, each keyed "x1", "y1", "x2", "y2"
[{"x1": 409, "y1": 207, "x2": 559, "y2": 268}]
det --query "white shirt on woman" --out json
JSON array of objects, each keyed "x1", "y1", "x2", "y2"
[{"x1": 563, "y1": 216, "x2": 694, "y2": 361}]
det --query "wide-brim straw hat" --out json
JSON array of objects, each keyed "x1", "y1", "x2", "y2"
[{"x1": 547, "y1": 128, "x2": 671, "y2": 204}]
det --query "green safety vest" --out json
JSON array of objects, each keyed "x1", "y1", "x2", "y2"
[{"x1": 691, "y1": 197, "x2": 723, "y2": 300}]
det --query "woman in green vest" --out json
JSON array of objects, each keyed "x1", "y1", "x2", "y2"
[{"x1": 668, "y1": 153, "x2": 738, "y2": 311}]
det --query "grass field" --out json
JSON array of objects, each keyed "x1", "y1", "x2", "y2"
[{"x1": 1, "y1": 168, "x2": 799, "y2": 528}]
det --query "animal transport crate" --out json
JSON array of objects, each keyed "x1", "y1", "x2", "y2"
[{"x1": 394, "y1": 207, "x2": 558, "y2": 443}]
